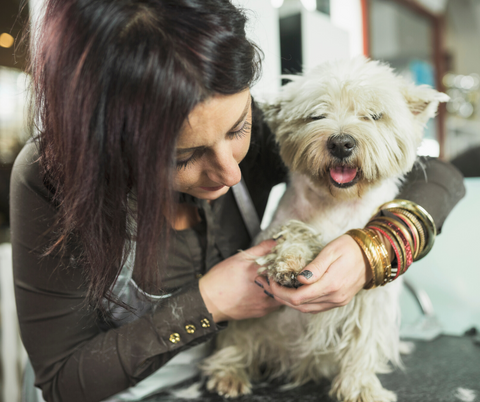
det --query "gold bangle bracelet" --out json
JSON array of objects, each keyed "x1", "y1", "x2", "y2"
[
  {"x1": 371, "y1": 215, "x2": 414, "y2": 252},
  {"x1": 370, "y1": 215, "x2": 414, "y2": 258},
  {"x1": 362, "y1": 229, "x2": 387, "y2": 287},
  {"x1": 346, "y1": 229, "x2": 386, "y2": 288},
  {"x1": 367, "y1": 224, "x2": 401, "y2": 282},
  {"x1": 362, "y1": 229, "x2": 386, "y2": 287},
  {"x1": 367, "y1": 220, "x2": 406, "y2": 278},
  {"x1": 346, "y1": 229, "x2": 377, "y2": 288},
  {"x1": 365, "y1": 228, "x2": 391, "y2": 285},
  {"x1": 377, "y1": 200, "x2": 436, "y2": 260},
  {"x1": 388, "y1": 208, "x2": 425, "y2": 260},
  {"x1": 369, "y1": 216, "x2": 413, "y2": 275}
]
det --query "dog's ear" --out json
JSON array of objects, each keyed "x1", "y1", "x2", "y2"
[
  {"x1": 402, "y1": 84, "x2": 450, "y2": 124},
  {"x1": 258, "y1": 101, "x2": 284, "y2": 132}
]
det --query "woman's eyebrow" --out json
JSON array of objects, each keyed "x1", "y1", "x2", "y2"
[{"x1": 177, "y1": 94, "x2": 251, "y2": 154}]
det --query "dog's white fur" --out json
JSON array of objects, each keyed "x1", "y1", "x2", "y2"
[{"x1": 201, "y1": 57, "x2": 448, "y2": 402}]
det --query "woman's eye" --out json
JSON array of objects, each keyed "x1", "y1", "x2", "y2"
[
  {"x1": 175, "y1": 149, "x2": 205, "y2": 170},
  {"x1": 228, "y1": 121, "x2": 252, "y2": 139},
  {"x1": 176, "y1": 153, "x2": 196, "y2": 170},
  {"x1": 176, "y1": 120, "x2": 251, "y2": 170}
]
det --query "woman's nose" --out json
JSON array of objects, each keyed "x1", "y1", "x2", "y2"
[{"x1": 208, "y1": 145, "x2": 242, "y2": 187}]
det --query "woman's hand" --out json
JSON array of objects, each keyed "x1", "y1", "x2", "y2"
[
  {"x1": 199, "y1": 239, "x2": 283, "y2": 323},
  {"x1": 255, "y1": 235, "x2": 373, "y2": 313}
]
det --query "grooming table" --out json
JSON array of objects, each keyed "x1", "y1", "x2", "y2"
[{"x1": 144, "y1": 334, "x2": 480, "y2": 402}]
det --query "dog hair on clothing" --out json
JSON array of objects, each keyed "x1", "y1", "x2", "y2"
[{"x1": 201, "y1": 57, "x2": 448, "y2": 402}]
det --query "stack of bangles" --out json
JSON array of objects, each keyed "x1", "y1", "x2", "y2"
[{"x1": 346, "y1": 200, "x2": 437, "y2": 289}]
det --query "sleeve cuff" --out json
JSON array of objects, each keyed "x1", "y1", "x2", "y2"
[
  {"x1": 152, "y1": 280, "x2": 223, "y2": 351},
  {"x1": 398, "y1": 157, "x2": 466, "y2": 233}
]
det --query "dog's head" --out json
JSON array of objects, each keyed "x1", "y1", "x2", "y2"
[{"x1": 262, "y1": 57, "x2": 449, "y2": 198}]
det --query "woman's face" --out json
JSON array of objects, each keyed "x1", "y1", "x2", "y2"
[{"x1": 174, "y1": 89, "x2": 252, "y2": 200}]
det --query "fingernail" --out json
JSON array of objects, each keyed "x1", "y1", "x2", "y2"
[
  {"x1": 298, "y1": 270, "x2": 313, "y2": 280},
  {"x1": 264, "y1": 290, "x2": 274, "y2": 299},
  {"x1": 266, "y1": 276, "x2": 270, "y2": 285},
  {"x1": 255, "y1": 280, "x2": 264, "y2": 289}
]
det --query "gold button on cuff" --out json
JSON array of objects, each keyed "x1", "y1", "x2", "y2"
[
  {"x1": 169, "y1": 333, "x2": 181, "y2": 344},
  {"x1": 200, "y1": 318, "x2": 210, "y2": 328},
  {"x1": 185, "y1": 324, "x2": 196, "y2": 334},
  {"x1": 196, "y1": 273, "x2": 203, "y2": 279}
]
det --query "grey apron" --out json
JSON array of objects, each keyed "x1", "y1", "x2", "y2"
[{"x1": 103, "y1": 178, "x2": 260, "y2": 401}]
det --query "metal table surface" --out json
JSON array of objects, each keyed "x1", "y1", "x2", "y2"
[{"x1": 143, "y1": 335, "x2": 480, "y2": 402}]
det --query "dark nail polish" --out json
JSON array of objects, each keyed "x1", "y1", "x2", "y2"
[
  {"x1": 255, "y1": 280, "x2": 264, "y2": 289},
  {"x1": 266, "y1": 276, "x2": 270, "y2": 285},
  {"x1": 299, "y1": 270, "x2": 313, "y2": 280},
  {"x1": 264, "y1": 290, "x2": 274, "y2": 299}
]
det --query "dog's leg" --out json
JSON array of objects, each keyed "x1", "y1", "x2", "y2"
[
  {"x1": 203, "y1": 345, "x2": 253, "y2": 398},
  {"x1": 330, "y1": 372, "x2": 396, "y2": 402},
  {"x1": 202, "y1": 309, "x2": 299, "y2": 398},
  {"x1": 201, "y1": 320, "x2": 255, "y2": 398},
  {"x1": 286, "y1": 351, "x2": 338, "y2": 389},
  {"x1": 328, "y1": 287, "x2": 401, "y2": 402},
  {"x1": 201, "y1": 318, "x2": 279, "y2": 398}
]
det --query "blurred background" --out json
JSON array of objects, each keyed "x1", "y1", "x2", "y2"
[{"x1": 0, "y1": 0, "x2": 479, "y2": 401}]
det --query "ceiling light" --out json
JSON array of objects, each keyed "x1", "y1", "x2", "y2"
[
  {"x1": 301, "y1": 0, "x2": 317, "y2": 11},
  {"x1": 0, "y1": 33, "x2": 14, "y2": 49},
  {"x1": 417, "y1": 139, "x2": 440, "y2": 158}
]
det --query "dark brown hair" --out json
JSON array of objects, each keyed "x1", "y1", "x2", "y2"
[{"x1": 29, "y1": 0, "x2": 262, "y2": 312}]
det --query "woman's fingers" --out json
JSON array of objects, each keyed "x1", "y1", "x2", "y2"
[
  {"x1": 276, "y1": 298, "x2": 340, "y2": 313},
  {"x1": 254, "y1": 235, "x2": 371, "y2": 312},
  {"x1": 257, "y1": 276, "x2": 351, "y2": 313},
  {"x1": 295, "y1": 238, "x2": 342, "y2": 286},
  {"x1": 254, "y1": 277, "x2": 342, "y2": 313},
  {"x1": 199, "y1": 239, "x2": 283, "y2": 323},
  {"x1": 255, "y1": 275, "x2": 313, "y2": 304}
]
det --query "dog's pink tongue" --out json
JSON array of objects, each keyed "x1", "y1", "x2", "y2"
[{"x1": 330, "y1": 166, "x2": 357, "y2": 184}]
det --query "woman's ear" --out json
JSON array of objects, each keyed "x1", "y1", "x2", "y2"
[{"x1": 401, "y1": 83, "x2": 450, "y2": 124}]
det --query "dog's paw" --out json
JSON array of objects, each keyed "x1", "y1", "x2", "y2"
[
  {"x1": 269, "y1": 253, "x2": 304, "y2": 288},
  {"x1": 206, "y1": 371, "x2": 252, "y2": 398},
  {"x1": 399, "y1": 340, "x2": 415, "y2": 355},
  {"x1": 256, "y1": 220, "x2": 324, "y2": 288},
  {"x1": 330, "y1": 376, "x2": 397, "y2": 402}
]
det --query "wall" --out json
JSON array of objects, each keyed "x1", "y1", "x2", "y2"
[
  {"x1": 301, "y1": 9, "x2": 350, "y2": 70},
  {"x1": 445, "y1": 0, "x2": 480, "y2": 76},
  {"x1": 330, "y1": 0, "x2": 364, "y2": 58},
  {"x1": 232, "y1": 0, "x2": 282, "y2": 100}
]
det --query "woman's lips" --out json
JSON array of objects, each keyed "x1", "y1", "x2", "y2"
[{"x1": 199, "y1": 185, "x2": 225, "y2": 192}]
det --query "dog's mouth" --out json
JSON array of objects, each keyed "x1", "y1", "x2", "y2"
[{"x1": 329, "y1": 166, "x2": 359, "y2": 188}]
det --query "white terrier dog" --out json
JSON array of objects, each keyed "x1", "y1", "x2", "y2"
[{"x1": 201, "y1": 57, "x2": 448, "y2": 402}]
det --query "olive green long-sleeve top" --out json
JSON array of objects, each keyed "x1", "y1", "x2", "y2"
[{"x1": 10, "y1": 106, "x2": 465, "y2": 402}]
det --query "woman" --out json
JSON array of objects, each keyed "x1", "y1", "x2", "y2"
[{"x1": 10, "y1": 0, "x2": 464, "y2": 401}]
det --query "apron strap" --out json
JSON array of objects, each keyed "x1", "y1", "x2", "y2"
[{"x1": 232, "y1": 177, "x2": 261, "y2": 240}]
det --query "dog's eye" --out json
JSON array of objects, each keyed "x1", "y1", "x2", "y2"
[
  {"x1": 310, "y1": 115, "x2": 326, "y2": 120},
  {"x1": 371, "y1": 113, "x2": 383, "y2": 121}
]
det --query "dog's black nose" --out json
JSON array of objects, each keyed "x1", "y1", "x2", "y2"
[{"x1": 327, "y1": 134, "x2": 356, "y2": 159}]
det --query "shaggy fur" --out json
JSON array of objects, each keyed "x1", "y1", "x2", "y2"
[{"x1": 201, "y1": 57, "x2": 448, "y2": 402}]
